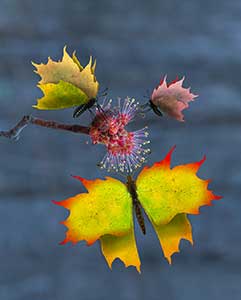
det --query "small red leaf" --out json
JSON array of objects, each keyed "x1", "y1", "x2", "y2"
[{"x1": 151, "y1": 76, "x2": 198, "y2": 121}]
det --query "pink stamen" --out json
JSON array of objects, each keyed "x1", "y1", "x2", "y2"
[{"x1": 89, "y1": 98, "x2": 150, "y2": 173}]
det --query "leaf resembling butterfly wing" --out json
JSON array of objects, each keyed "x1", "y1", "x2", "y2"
[
  {"x1": 152, "y1": 213, "x2": 193, "y2": 263},
  {"x1": 100, "y1": 228, "x2": 140, "y2": 272},
  {"x1": 32, "y1": 46, "x2": 99, "y2": 110},
  {"x1": 54, "y1": 176, "x2": 140, "y2": 271},
  {"x1": 151, "y1": 76, "x2": 197, "y2": 121},
  {"x1": 136, "y1": 146, "x2": 221, "y2": 262},
  {"x1": 33, "y1": 80, "x2": 88, "y2": 110}
]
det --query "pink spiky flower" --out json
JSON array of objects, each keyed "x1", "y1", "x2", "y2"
[
  {"x1": 89, "y1": 97, "x2": 150, "y2": 173},
  {"x1": 150, "y1": 76, "x2": 198, "y2": 121}
]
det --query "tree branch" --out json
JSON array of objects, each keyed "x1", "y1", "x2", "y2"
[{"x1": 0, "y1": 115, "x2": 90, "y2": 140}]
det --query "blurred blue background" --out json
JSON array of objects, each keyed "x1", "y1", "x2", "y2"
[{"x1": 0, "y1": 0, "x2": 241, "y2": 299}]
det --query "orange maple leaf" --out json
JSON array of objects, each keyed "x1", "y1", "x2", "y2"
[{"x1": 54, "y1": 147, "x2": 221, "y2": 272}]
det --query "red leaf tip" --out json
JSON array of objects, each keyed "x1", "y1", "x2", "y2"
[
  {"x1": 52, "y1": 200, "x2": 61, "y2": 206},
  {"x1": 153, "y1": 146, "x2": 176, "y2": 168}
]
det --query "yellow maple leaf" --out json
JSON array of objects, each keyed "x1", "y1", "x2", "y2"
[{"x1": 32, "y1": 46, "x2": 99, "y2": 110}]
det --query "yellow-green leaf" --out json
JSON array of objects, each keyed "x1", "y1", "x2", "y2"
[
  {"x1": 136, "y1": 146, "x2": 221, "y2": 226},
  {"x1": 32, "y1": 46, "x2": 99, "y2": 110},
  {"x1": 54, "y1": 176, "x2": 132, "y2": 246},
  {"x1": 152, "y1": 213, "x2": 193, "y2": 264},
  {"x1": 33, "y1": 80, "x2": 88, "y2": 110},
  {"x1": 100, "y1": 227, "x2": 141, "y2": 273}
]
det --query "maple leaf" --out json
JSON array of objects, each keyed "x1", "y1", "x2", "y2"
[
  {"x1": 32, "y1": 46, "x2": 99, "y2": 110},
  {"x1": 150, "y1": 76, "x2": 198, "y2": 121},
  {"x1": 54, "y1": 147, "x2": 221, "y2": 272}
]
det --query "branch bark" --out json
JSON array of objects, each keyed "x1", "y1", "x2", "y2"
[{"x1": 0, "y1": 115, "x2": 90, "y2": 140}]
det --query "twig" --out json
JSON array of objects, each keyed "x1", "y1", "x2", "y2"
[{"x1": 0, "y1": 115, "x2": 90, "y2": 140}]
